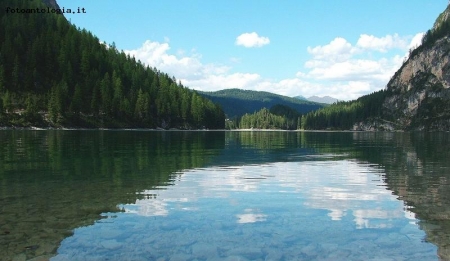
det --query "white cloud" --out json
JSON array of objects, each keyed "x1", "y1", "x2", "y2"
[
  {"x1": 307, "y1": 37, "x2": 354, "y2": 63},
  {"x1": 125, "y1": 32, "x2": 421, "y2": 102},
  {"x1": 408, "y1": 32, "x2": 425, "y2": 51},
  {"x1": 235, "y1": 32, "x2": 270, "y2": 48},
  {"x1": 183, "y1": 73, "x2": 261, "y2": 92},
  {"x1": 122, "y1": 160, "x2": 407, "y2": 231},
  {"x1": 124, "y1": 40, "x2": 229, "y2": 80},
  {"x1": 307, "y1": 59, "x2": 394, "y2": 81},
  {"x1": 356, "y1": 33, "x2": 408, "y2": 52},
  {"x1": 125, "y1": 40, "x2": 262, "y2": 92},
  {"x1": 297, "y1": 34, "x2": 419, "y2": 100},
  {"x1": 124, "y1": 39, "x2": 361, "y2": 100}
]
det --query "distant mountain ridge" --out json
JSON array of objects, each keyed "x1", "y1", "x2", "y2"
[
  {"x1": 294, "y1": 95, "x2": 339, "y2": 104},
  {"x1": 307, "y1": 95, "x2": 339, "y2": 104},
  {"x1": 199, "y1": 89, "x2": 323, "y2": 119}
]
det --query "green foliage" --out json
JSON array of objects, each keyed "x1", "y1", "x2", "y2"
[
  {"x1": 239, "y1": 108, "x2": 291, "y2": 129},
  {"x1": 70, "y1": 84, "x2": 83, "y2": 114},
  {"x1": 2, "y1": 91, "x2": 12, "y2": 113},
  {"x1": 0, "y1": 64, "x2": 4, "y2": 93},
  {"x1": 199, "y1": 89, "x2": 323, "y2": 119},
  {"x1": 0, "y1": 95, "x2": 3, "y2": 115},
  {"x1": 225, "y1": 118, "x2": 238, "y2": 129},
  {"x1": 302, "y1": 90, "x2": 388, "y2": 130},
  {"x1": 24, "y1": 94, "x2": 42, "y2": 123},
  {"x1": 0, "y1": 0, "x2": 225, "y2": 129},
  {"x1": 269, "y1": 104, "x2": 301, "y2": 129}
]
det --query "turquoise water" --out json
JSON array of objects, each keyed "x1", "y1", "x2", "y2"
[{"x1": 1, "y1": 131, "x2": 449, "y2": 260}]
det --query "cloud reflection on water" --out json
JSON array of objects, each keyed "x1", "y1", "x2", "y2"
[{"x1": 123, "y1": 159, "x2": 415, "y2": 229}]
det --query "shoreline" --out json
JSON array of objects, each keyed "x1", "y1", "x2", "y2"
[{"x1": 0, "y1": 126, "x2": 417, "y2": 132}]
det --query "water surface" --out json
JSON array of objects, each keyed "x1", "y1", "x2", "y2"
[{"x1": 1, "y1": 131, "x2": 449, "y2": 260}]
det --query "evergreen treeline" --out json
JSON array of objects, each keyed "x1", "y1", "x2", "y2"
[
  {"x1": 240, "y1": 108, "x2": 288, "y2": 129},
  {"x1": 301, "y1": 90, "x2": 388, "y2": 130},
  {"x1": 238, "y1": 107, "x2": 300, "y2": 130},
  {"x1": 269, "y1": 104, "x2": 301, "y2": 129},
  {"x1": 234, "y1": 89, "x2": 388, "y2": 130},
  {"x1": 0, "y1": 0, "x2": 225, "y2": 129}
]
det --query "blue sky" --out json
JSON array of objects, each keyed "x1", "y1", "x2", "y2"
[{"x1": 58, "y1": 0, "x2": 448, "y2": 100}]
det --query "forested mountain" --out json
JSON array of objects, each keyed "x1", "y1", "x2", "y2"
[
  {"x1": 303, "y1": 4, "x2": 450, "y2": 131},
  {"x1": 199, "y1": 89, "x2": 323, "y2": 119},
  {"x1": 0, "y1": 0, "x2": 225, "y2": 129},
  {"x1": 301, "y1": 90, "x2": 388, "y2": 130}
]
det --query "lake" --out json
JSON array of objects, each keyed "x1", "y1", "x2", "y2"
[{"x1": 1, "y1": 130, "x2": 449, "y2": 260}]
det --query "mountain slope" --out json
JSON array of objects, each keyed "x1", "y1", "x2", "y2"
[
  {"x1": 0, "y1": 0, "x2": 225, "y2": 129},
  {"x1": 199, "y1": 89, "x2": 323, "y2": 119},
  {"x1": 381, "y1": 5, "x2": 450, "y2": 130}
]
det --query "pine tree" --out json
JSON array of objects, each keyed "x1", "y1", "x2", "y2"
[
  {"x1": 24, "y1": 94, "x2": 40, "y2": 122},
  {"x1": 48, "y1": 87, "x2": 61, "y2": 123},
  {"x1": 12, "y1": 55, "x2": 20, "y2": 90},
  {"x1": 3, "y1": 91, "x2": 12, "y2": 113},
  {"x1": 70, "y1": 84, "x2": 83, "y2": 114},
  {"x1": 0, "y1": 64, "x2": 5, "y2": 93},
  {"x1": 100, "y1": 73, "x2": 112, "y2": 115},
  {"x1": 134, "y1": 89, "x2": 149, "y2": 121},
  {"x1": 112, "y1": 71, "x2": 123, "y2": 116},
  {"x1": 0, "y1": 97, "x2": 3, "y2": 116}
]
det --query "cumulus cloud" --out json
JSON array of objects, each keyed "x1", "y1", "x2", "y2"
[
  {"x1": 125, "y1": 40, "x2": 263, "y2": 92},
  {"x1": 307, "y1": 37, "x2": 354, "y2": 63},
  {"x1": 251, "y1": 78, "x2": 372, "y2": 101},
  {"x1": 235, "y1": 32, "x2": 270, "y2": 48},
  {"x1": 125, "y1": 32, "x2": 422, "y2": 102},
  {"x1": 296, "y1": 33, "x2": 420, "y2": 100},
  {"x1": 124, "y1": 40, "x2": 229, "y2": 81},
  {"x1": 183, "y1": 73, "x2": 261, "y2": 92},
  {"x1": 408, "y1": 32, "x2": 425, "y2": 51},
  {"x1": 356, "y1": 33, "x2": 408, "y2": 52}
]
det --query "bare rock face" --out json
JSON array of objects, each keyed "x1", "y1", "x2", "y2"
[
  {"x1": 390, "y1": 38, "x2": 450, "y2": 91},
  {"x1": 381, "y1": 5, "x2": 450, "y2": 130}
]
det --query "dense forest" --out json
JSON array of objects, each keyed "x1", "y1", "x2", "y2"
[
  {"x1": 227, "y1": 104, "x2": 301, "y2": 130},
  {"x1": 199, "y1": 88, "x2": 323, "y2": 119},
  {"x1": 301, "y1": 90, "x2": 388, "y2": 130},
  {"x1": 232, "y1": 90, "x2": 389, "y2": 130},
  {"x1": 233, "y1": 89, "x2": 388, "y2": 131},
  {"x1": 0, "y1": 0, "x2": 225, "y2": 129}
]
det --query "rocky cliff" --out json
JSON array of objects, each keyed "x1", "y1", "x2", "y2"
[{"x1": 382, "y1": 5, "x2": 450, "y2": 131}]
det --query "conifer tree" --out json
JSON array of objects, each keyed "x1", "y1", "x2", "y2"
[
  {"x1": 0, "y1": 0, "x2": 225, "y2": 128},
  {"x1": 3, "y1": 92, "x2": 12, "y2": 113},
  {"x1": 0, "y1": 64, "x2": 5, "y2": 93}
]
